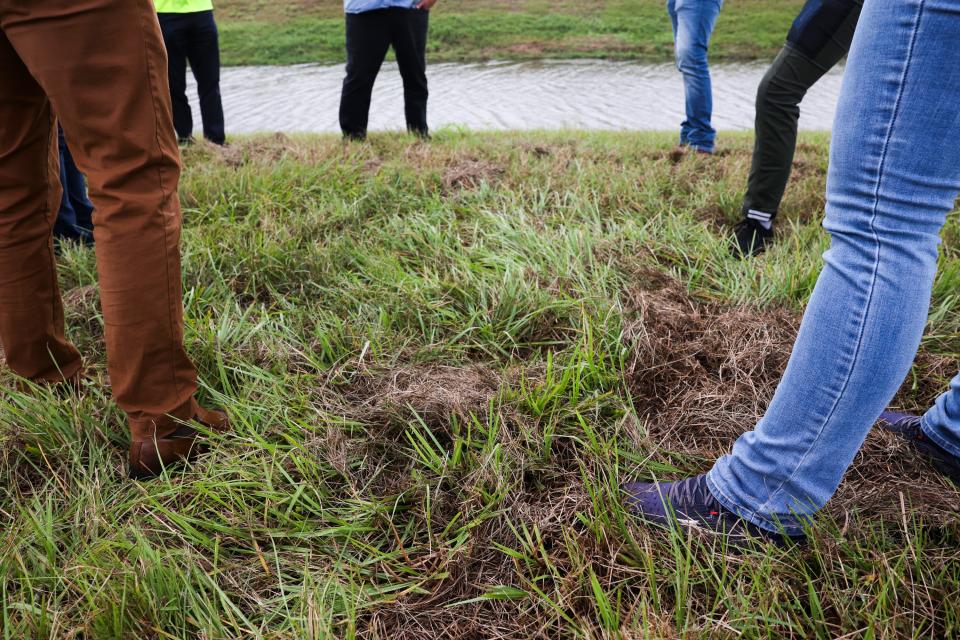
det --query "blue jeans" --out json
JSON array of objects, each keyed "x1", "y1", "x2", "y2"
[
  {"x1": 707, "y1": 0, "x2": 960, "y2": 536},
  {"x1": 666, "y1": 0, "x2": 722, "y2": 153},
  {"x1": 54, "y1": 127, "x2": 94, "y2": 244}
]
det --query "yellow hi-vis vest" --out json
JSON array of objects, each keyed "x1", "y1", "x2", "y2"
[{"x1": 154, "y1": 0, "x2": 214, "y2": 13}]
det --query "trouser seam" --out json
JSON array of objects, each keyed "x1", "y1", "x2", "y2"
[
  {"x1": 43, "y1": 108, "x2": 78, "y2": 379},
  {"x1": 43, "y1": 110, "x2": 59, "y2": 351},
  {"x1": 753, "y1": 0, "x2": 926, "y2": 516}
]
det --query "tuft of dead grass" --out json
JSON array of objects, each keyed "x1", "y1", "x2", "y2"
[
  {"x1": 622, "y1": 273, "x2": 960, "y2": 527},
  {"x1": 210, "y1": 132, "x2": 336, "y2": 167},
  {"x1": 340, "y1": 364, "x2": 503, "y2": 425},
  {"x1": 442, "y1": 157, "x2": 507, "y2": 192}
]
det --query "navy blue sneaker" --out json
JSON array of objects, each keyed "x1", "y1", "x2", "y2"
[
  {"x1": 877, "y1": 411, "x2": 960, "y2": 485},
  {"x1": 622, "y1": 474, "x2": 805, "y2": 547}
]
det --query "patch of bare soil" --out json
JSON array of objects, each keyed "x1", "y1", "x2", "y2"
[{"x1": 622, "y1": 273, "x2": 960, "y2": 526}]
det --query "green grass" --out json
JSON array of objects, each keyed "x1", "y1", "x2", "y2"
[
  {"x1": 215, "y1": 0, "x2": 807, "y2": 66},
  {"x1": 2, "y1": 131, "x2": 960, "y2": 637}
]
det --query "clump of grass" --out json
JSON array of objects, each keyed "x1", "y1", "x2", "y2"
[{"x1": 1, "y1": 131, "x2": 958, "y2": 638}]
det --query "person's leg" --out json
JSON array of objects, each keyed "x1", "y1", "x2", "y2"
[
  {"x1": 0, "y1": 31, "x2": 83, "y2": 384},
  {"x1": 158, "y1": 12, "x2": 194, "y2": 142},
  {"x1": 731, "y1": 48, "x2": 842, "y2": 257},
  {"x1": 665, "y1": 0, "x2": 686, "y2": 147},
  {"x1": 2, "y1": 0, "x2": 224, "y2": 457},
  {"x1": 922, "y1": 374, "x2": 960, "y2": 458},
  {"x1": 744, "y1": 48, "x2": 844, "y2": 220},
  {"x1": 705, "y1": 0, "x2": 960, "y2": 534},
  {"x1": 54, "y1": 127, "x2": 95, "y2": 244},
  {"x1": 64, "y1": 149, "x2": 95, "y2": 242},
  {"x1": 54, "y1": 127, "x2": 81, "y2": 242},
  {"x1": 668, "y1": 0, "x2": 723, "y2": 153},
  {"x1": 339, "y1": 10, "x2": 392, "y2": 140},
  {"x1": 184, "y1": 10, "x2": 225, "y2": 145},
  {"x1": 733, "y1": 2, "x2": 861, "y2": 257},
  {"x1": 390, "y1": 8, "x2": 429, "y2": 137}
]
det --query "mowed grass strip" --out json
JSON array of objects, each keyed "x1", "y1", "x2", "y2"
[
  {"x1": 1, "y1": 131, "x2": 959, "y2": 638},
  {"x1": 215, "y1": 0, "x2": 806, "y2": 66}
]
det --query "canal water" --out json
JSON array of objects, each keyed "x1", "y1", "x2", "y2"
[{"x1": 190, "y1": 59, "x2": 845, "y2": 134}]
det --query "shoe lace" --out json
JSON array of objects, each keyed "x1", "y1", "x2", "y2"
[
  {"x1": 887, "y1": 414, "x2": 924, "y2": 436},
  {"x1": 667, "y1": 475, "x2": 719, "y2": 512}
]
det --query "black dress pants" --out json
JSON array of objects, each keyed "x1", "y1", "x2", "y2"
[
  {"x1": 340, "y1": 8, "x2": 429, "y2": 139},
  {"x1": 158, "y1": 10, "x2": 226, "y2": 144},
  {"x1": 742, "y1": 0, "x2": 861, "y2": 219}
]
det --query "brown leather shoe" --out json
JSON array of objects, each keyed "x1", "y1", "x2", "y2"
[{"x1": 128, "y1": 403, "x2": 228, "y2": 480}]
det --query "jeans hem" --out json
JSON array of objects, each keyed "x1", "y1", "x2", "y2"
[
  {"x1": 705, "y1": 469, "x2": 808, "y2": 537},
  {"x1": 920, "y1": 412, "x2": 960, "y2": 459}
]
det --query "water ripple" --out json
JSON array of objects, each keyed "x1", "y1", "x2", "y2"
[{"x1": 188, "y1": 59, "x2": 844, "y2": 134}]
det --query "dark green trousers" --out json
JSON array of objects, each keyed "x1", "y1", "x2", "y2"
[{"x1": 742, "y1": 5, "x2": 861, "y2": 219}]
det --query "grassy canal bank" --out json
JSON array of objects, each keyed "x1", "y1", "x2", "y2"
[
  {"x1": 216, "y1": 0, "x2": 807, "y2": 66},
  {"x1": 2, "y1": 131, "x2": 959, "y2": 637}
]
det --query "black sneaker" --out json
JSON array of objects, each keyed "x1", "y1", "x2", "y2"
[
  {"x1": 730, "y1": 218, "x2": 774, "y2": 258},
  {"x1": 877, "y1": 411, "x2": 960, "y2": 484},
  {"x1": 622, "y1": 474, "x2": 805, "y2": 547}
]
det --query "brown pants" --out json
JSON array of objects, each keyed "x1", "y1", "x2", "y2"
[{"x1": 0, "y1": 0, "x2": 199, "y2": 440}]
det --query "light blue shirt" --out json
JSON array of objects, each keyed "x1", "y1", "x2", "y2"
[{"x1": 344, "y1": 0, "x2": 419, "y2": 13}]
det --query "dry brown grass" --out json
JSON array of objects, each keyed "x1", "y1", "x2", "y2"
[{"x1": 621, "y1": 273, "x2": 959, "y2": 527}]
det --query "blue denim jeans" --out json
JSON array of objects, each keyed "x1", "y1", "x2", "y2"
[
  {"x1": 666, "y1": 0, "x2": 722, "y2": 153},
  {"x1": 706, "y1": 0, "x2": 960, "y2": 536},
  {"x1": 54, "y1": 127, "x2": 94, "y2": 244}
]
